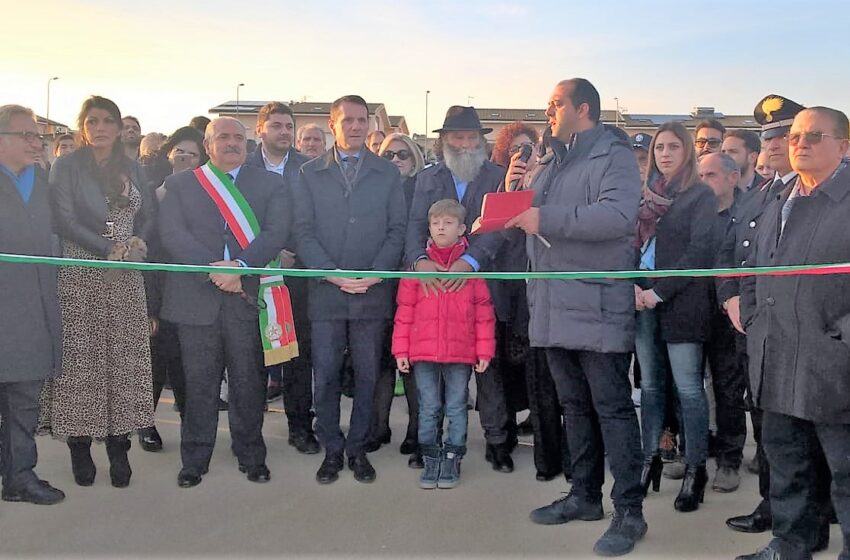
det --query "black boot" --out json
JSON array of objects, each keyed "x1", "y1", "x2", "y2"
[
  {"x1": 485, "y1": 443, "x2": 514, "y2": 473},
  {"x1": 674, "y1": 464, "x2": 707, "y2": 512},
  {"x1": 640, "y1": 455, "x2": 663, "y2": 496},
  {"x1": 67, "y1": 436, "x2": 96, "y2": 486},
  {"x1": 106, "y1": 434, "x2": 132, "y2": 488}
]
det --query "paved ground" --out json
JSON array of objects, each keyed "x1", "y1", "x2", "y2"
[{"x1": 0, "y1": 392, "x2": 842, "y2": 559}]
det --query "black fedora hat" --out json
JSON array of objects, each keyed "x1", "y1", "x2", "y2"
[{"x1": 433, "y1": 105, "x2": 493, "y2": 134}]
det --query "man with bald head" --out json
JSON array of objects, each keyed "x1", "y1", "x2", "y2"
[{"x1": 159, "y1": 117, "x2": 293, "y2": 488}]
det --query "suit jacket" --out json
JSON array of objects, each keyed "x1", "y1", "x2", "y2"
[
  {"x1": 744, "y1": 163, "x2": 850, "y2": 423},
  {"x1": 158, "y1": 164, "x2": 292, "y2": 326},
  {"x1": 245, "y1": 144, "x2": 311, "y2": 191},
  {"x1": 404, "y1": 160, "x2": 505, "y2": 269},
  {"x1": 294, "y1": 148, "x2": 407, "y2": 320},
  {"x1": 0, "y1": 167, "x2": 62, "y2": 382},
  {"x1": 50, "y1": 149, "x2": 153, "y2": 257}
]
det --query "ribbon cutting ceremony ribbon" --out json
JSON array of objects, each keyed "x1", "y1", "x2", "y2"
[{"x1": 3, "y1": 252, "x2": 850, "y2": 281}]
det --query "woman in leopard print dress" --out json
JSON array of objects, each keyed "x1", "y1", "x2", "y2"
[{"x1": 41, "y1": 96, "x2": 155, "y2": 488}]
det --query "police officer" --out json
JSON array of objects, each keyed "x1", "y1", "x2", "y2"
[{"x1": 719, "y1": 95, "x2": 832, "y2": 553}]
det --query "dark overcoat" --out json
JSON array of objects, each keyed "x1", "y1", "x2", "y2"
[
  {"x1": 0, "y1": 167, "x2": 62, "y2": 382},
  {"x1": 744, "y1": 163, "x2": 850, "y2": 423}
]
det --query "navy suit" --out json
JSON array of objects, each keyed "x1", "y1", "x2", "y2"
[
  {"x1": 294, "y1": 148, "x2": 406, "y2": 457},
  {"x1": 159, "y1": 164, "x2": 291, "y2": 472}
]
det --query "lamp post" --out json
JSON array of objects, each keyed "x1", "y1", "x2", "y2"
[
  {"x1": 425, "y1": 89, "x2": 430, "y2": 149},
  {"x1": 614, "y1": 97, "x2": 620, "y2": 128},
  {"x1": 236, "y1": 83, "x2": 245, "y2": 115},
  {"x1": 467, "y1": 95, "x2": 475, "y2": 106},
  {"x1": 46, "y1": 76, "x2": 59, "y2": 132}
]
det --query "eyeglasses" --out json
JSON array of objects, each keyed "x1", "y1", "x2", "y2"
[
  {"x1": 509, "y1": 142, "x2": 534, "y2": 155},
  {"x1": 786, "y1": 131, "x2": 847, "y2": 147},
  {"x1": 0, "y1": 131, "x2": 45, "y2": 144},
  {"x1": 694, "y1": 138, "x2": 722, "y2": 149},
  {"x1": 382, "y1": 149, "x2": 411, "y2": 161}
]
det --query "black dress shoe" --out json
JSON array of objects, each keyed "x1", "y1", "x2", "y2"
[
  {"x1": 485, "y1": 444, "x2": 514, "y2": 473},
  {"x1": 177, "y1": 468, "x2": 204, "y2": 488},
  {"x1": 2, "y1": 480, "x2": 65, "y2": 505},
  {"x1": 735, "y1": 541, "x2": 810, "y2": 560},
  {"x1": 316, "y1": 453, "x2": 344, "y2": 484},
  {"x1": 289, "y1": 432, "x2": 320, "y2": 454},
  {"x1": 348, "y1": 454, "x2": 376, "y2": 483},
  {"x1": 241, "y1": 464, "x2": 270, "y2": 483},
  {"x1": 399, "y1": 438, "x2": 417, "y2": 455},
  {"x1": 408, "y1": 450, "x2": 424, "y2": 469},
  {"x1": 536, "y1": 470, "x2": 561, "y2": 482},
  {"x1": 727, "y1": 503, "x2": 773, "y2": 533},
  {"x1": 138, "y1": 426, "x2": 163, "y2": 452}
]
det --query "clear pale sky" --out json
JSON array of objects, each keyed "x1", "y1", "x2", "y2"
[{"x1": 2, "y1": 0, "x2": 848, "y2": 135}]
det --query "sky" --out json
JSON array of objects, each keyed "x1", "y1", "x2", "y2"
[{"x1": 2, "y1": 0, "x2": 849, "y2": 136}]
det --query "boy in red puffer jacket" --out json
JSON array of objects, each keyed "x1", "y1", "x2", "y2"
[{"x1": 393, "y1": 199, "x2": 496, "y2": 489}]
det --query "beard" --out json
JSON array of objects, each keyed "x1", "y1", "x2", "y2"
[{"x1": 443, "y1": 141, "x2": 487, "y2": 183}]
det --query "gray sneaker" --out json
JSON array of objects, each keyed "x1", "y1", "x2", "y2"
[
  {"x1": 593, "y1": 508, "x2": 647, "y2": 557},
  {"x1": 419, "y1": 449, "x2": 440, "y2": 489},
  {"x1": 530, "y1": 491, "x2": 604, "y2": 525},
  {"x1": 437, "y1": 449, "x2": 462, "y2": 489},
  {"x1": 712, "y1": 466, "x2": 741, "y2": 493}
]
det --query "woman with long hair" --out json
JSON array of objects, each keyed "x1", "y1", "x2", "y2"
[
  {"x1": 41, "y1": 95, "x2": 155, "y2": 487},
  {"x1": 364, "y1": 133, "x2": 426, "y2": 467},
  {"x1": 633, "y1": 121, "x2": 717, "y2": 512}
]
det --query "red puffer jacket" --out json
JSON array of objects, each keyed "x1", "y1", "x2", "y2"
[{"x1": 392, "y1": 237, "x2": 496, "y2": 365}]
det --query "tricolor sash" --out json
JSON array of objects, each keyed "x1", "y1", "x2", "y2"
[{"x1": 194, "y1": 162, "x2": 298, "y2": 365}]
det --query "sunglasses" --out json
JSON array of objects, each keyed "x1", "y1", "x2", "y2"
[
  {"x1": 694, "y1": 138, "x2": 722, "y2": 149},
  {"x1": 787, "y1": 131, "x2": 846, "y2": 147},
  {"x1": 0, "y1": 131, "x2": 45, "y2": 144},
  {"x1": 382, "y1": 149, "x2": 411, "y2": 161}
]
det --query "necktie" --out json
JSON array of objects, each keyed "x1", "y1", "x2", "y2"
[
  {"x1": 342, "y1": 156, "x2": 358, "y2": 185},
  {"x1": 768, "y1": 177, "x2": 785, "y2": 195}
]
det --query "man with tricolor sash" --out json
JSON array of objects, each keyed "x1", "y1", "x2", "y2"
[{"x1": 159, "y1": 117, "x2": 293, "y2": 488}]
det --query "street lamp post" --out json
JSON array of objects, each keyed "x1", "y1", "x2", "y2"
[
  {"x1": 614, "y1": 97, "x2": 620, "y2": 129},
  {"x1": 467, "y1": 95, "x2": 474, "y2": 106},
  {"x1": 236, "y1": 83, "x2": 245, "y2": 115},
  {"x1": 46, "y1": 76, "x2": 59, "y2": 132},
  {"x1": 425, "y1": 89, "x2": 430, "y2": 150}
]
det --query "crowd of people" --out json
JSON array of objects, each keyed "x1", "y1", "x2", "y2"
[{"x1": 0, "y1": 77, "x2": 849, "y2": 559}]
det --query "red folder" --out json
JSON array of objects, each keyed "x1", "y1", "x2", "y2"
[{"x1": 471, "y1": 190, "x2": 535, "y2": 234}]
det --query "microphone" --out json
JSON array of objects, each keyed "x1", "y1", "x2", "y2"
[{"x1": 508, "y1": 143, "x2": 534, "y2": 192}]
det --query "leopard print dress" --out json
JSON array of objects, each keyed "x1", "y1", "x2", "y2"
[{"x1": 39, "y1": 183, "x2": 155, "y2": 439}]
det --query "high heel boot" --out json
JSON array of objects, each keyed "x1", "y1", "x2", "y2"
[
  {"x1": 674, "y1": 464, "x2": 707, "y2": 512},
  {"x1": 106, "y1": 434, "x2": 132, "y2": 488},
  {"x1": 67, "y1": 436, "x2": 96, "y2": 486},
  {"x1": 640, "y1": 455, "x2": 663, "y2": 496}
]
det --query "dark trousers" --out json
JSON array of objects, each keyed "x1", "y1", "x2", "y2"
[
  {"x1": 370, "y1": 322, "x2": 418, "y2": 444},
  {"x1": 475, "y1": 365, "x2": 509, "y2": 446},
  {"x1": 312, "y1": 319, "x2": 384, "y2": 457},
  {"x1": 763, "y1": 410, "x2": 842, "y2": 554},
  {"x1": 545, "y1": 348, "x2": 644, "y2": 510},
  {"x1": 0, "y1": 380, "x2": 43, "y2": 489},
  {"x1": 706, "y1": 320, "x2": 747, "y2": 468},
  {"x1": 151, "y1": 318, "x2": 186, "y2": 414},
  {"x1": 741, "y1": 345, "x2": 770, "y2": 502},
  {"x1": 525, "y1": 348, "x2": 570, "y2": 478},
  {"x1": 177, "y1": 297, "x2": 267, "y2": 471}
]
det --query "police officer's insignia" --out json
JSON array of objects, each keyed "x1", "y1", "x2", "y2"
[
  {"x1": 265, "y1": 323, "x2": 283, "y2": 341},
  {"x1": 761, "y1": 97, "x2": 784, "y2": 123}
]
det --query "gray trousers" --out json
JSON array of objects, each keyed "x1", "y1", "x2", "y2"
[{"x1": 0, "y1": 380, "x2": 44, "y2": 489}]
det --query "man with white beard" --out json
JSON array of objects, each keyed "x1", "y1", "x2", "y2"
[{"x1": 404, "y1": 105, "x2": 515, "y2": 472}]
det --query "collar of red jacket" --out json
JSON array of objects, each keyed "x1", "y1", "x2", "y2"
[{"x1": 425, "y1": 236, "x2": 469, "y2": 268}]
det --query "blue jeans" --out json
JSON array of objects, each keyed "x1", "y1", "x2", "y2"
[
  {"x1": 635, "y1": 308, "x2": 709, "y2": 466},
  {"x1": 414, "y1": 362, "x2": 472, "y2": 452}
]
